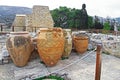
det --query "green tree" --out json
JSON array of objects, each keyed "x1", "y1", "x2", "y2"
[
  {"x1": 103, "y1": 22, "x2": 111, "y2": 30},
  {"x1": 88, "y1": 16, "x2": 94, "y2": 29},
  {"x1": 51, "y1": 6, "x2": 94, "y2": 29},
  {"x1": 102, "y1": 22, "x2": 111, "y2": 34},
  {"x1": 51, "y1": 6, "x2": 69, "y2": 28},
  {"x1": 51, "y1": 8, "x2": 60, "y2": 27}
]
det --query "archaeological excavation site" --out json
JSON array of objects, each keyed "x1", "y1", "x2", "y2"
[{"x1": 0, "y1": 5, "x2": 120, "y2": 80}]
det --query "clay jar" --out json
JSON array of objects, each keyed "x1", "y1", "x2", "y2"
[
  {"x1": 62, "y1": 29, "x2": 72, "y2": 58},
  {"x1": 37, "y1": 28, "x2": 65, "y2": 67},
  {"x1": 6, "y1": 32, "x2": 34, "y2": 67},
  {"x1": 73, "y1": 32, "x2": 88, "y2": 54}
]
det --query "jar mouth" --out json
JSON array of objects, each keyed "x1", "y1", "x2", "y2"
[
  {"x1": 39, "y1": 28, "x2": 49, "y2": 30},
  {"x1": 74, "y1": 37, "x2": 88, "y2": 40},
  {"x1": 73, "y1": 35, "x2": 88, "y2": 40},
  {"x1": 63, "y1": 29, "x2": 71, "y2": 31},
  {"x1": 10, "y1": 31, "x2": 29, "y2": 35},
  {"x1": 38, "y1": 28, "x2": 63, "y2": 32}
]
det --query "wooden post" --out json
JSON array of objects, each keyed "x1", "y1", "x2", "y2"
[
  {"x1": 12, "y1": 26, "x2": 14, "y2": 32},
  {"x1": 35, "y1": 27, "x2": 36, "y2": 32},
  {"x1": 95, "y1": 44, "x2": 102, "y2": 80},
  {"x1": 1, "y1": 25, "x2": 3, "y2": 32}
]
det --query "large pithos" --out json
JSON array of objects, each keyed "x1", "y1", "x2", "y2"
[
  {"x1": 62, "y1": 29, "x2": 72, "y2": 58},
  {"x1": 73, "y1": 34, "x2": 88, "y2": 54},
  {"x1": 6, "y1": 32, "x2": 34, "y2": 67},
  {"x1": 37, "y1": 28, "x2": 65, "y2": 66}
]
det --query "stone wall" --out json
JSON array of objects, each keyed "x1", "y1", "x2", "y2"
[
  {"x1": 12, "y1": 5, "x2": 54, "y2": 32},
  {"x1": 25, "y1": 14, "x2": 32, "y2": 27},
  {"x1": 25, "y1": 14, "x2": 33, "y2": 32},
  {"x1": 14, "y1": 26, "x2": 25, "y2": 31}
]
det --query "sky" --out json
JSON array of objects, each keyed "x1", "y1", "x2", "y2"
[{"x1": 0, "y1": 0, "x2": 120, "y2": 18}]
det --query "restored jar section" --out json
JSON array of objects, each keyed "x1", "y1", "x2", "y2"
[
  {"x1": 37, "y1": 28, "x2": 65, "y2": 66},
  {"x1": 62, "y1": 29, "x2": 72, "y2": 58},
  {"x1": 6, "y1": 32, "x2": 34, "y2": 67}
]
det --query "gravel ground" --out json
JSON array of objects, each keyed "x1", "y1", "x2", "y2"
[
  {"x1": 0, "y1": 50, "x2": 120, "y2": 80},
  {"x1": 0, "y1": 33, "x2": 120, "y2": 80}
]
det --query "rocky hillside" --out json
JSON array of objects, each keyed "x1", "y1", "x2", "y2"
[{"x1": 0, "y1": 6, "x2": 32, "y2": 27}]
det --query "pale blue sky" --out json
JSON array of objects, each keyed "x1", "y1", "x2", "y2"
[{"x1": 0, "y1": 0, "x2": 120, "y2": 18}]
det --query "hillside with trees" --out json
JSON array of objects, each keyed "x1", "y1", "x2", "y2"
[
  {"x1": 0, "y1": 6, "x2": 32, "y2": 27},
  {"x1": 0, "y1": 6, "x2": 119, "y2": 31}
]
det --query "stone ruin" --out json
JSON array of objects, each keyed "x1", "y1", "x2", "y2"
[
  {"x1": 32, "y1": 5, "x2": 54, "y2": 28},
  {"x1": 12, "y1": 5, "x2": 54, "y2": 32},
  {"x1": 25, "y1": 14, "x2": 33, "y2": 32},
  {"x1": 12, "y1": 14, "x2": 26, "y2": 31}
]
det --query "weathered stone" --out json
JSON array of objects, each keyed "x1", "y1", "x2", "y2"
[
  {"x1": 26, "y1": 14, "x2": 33, "y2": 32},
  {"x1": 88, "y1": 43, "x2": 94, "y2": 50},
  {"x1": 12, "y1": 5, "x2": 54, "y2": 32},
  {"x1": 2, "y1": 46, "x2": 9, "y2": 57},
  {"x1": 25, "y1": 14, "x2": 33, "y2": 27},
  {"x1": 3, "y1": 58, "x2": 9, "y2": 64},
  {"x1": 14, "y1": 26, "x2": 25, "y2": 31},
  {"x1": 13, "y1": 14, "x2": 26, "y2": 27},
  {"x1": 25, "y1": 77, "x2": 32, "y2": 80},
  {"x1": 32, "y1": 5, "x2": 54, "y2": 28},
  {"x1": 12, "y1": 14, "x2": 26, "y2": 31}
]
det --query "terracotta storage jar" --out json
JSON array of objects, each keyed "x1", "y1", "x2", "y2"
[
  {"x1": 37, "y1": 28, "x2": 65, "y2": 66},
  {"x1": 6, "y1": 32, "x2": 34, "y2": 67},
  {"x1": 73, "y1": 34, "x2": 88, "y2": 54}
]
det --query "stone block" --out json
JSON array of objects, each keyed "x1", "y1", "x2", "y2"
[
  {"x1": 13, "y1": 14, "x2": 26, "y2": 31},
  {"x1": 25, "y1": 14, "x2": 33, "y2": 27},
  {"x1": 26, "y1": 26, "x2": 33, "y2": 32},
  {"x1": 32, "y1": 5, "x2": 54, "y2": 28},
  {"x1": 14, "y1": 26, "x2": 25, "y2": 31},
  {"x1": 13, "y1": 14, "x2": 26, "y2": 27},
  {"x1": 3, "y1": 58, "x2": 9, "y2": 64},
  {"x1": 26, "y1": 14, "x2": 33, "y2": 32}
]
